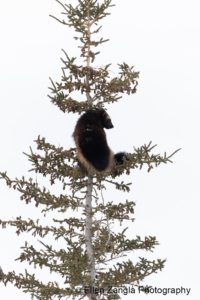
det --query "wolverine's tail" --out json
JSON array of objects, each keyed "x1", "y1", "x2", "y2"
[{"x1": 114, "y1": 152, "x2": 129, "y2": 164}]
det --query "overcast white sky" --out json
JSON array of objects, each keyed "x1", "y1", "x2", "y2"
[{"x1": 0, "y1": 0, "x2": 200, "y2": 299}]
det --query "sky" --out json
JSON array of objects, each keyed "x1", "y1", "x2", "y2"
[{"x1": 0, "y1": 0, "x2": 200, "y2": 299}]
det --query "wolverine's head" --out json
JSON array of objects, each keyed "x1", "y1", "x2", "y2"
[
  {"x1": 77, "y1": 109, "x2": 114, "y2": 129},
  {"x1": 101, "y1": 109, "x2": 114, "y2": 129}
]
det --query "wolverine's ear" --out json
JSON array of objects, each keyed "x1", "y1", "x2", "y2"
[{"x1": 105, "y1": 118, "x2": 114, "y2": 129}]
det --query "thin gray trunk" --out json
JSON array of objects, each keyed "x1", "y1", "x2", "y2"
[
  {"x1": 85, "y1": 3, "x2": 95, "y2": 298},
  {"x1": 85, "y1": 176, "x2": 95, "y2": 299}
]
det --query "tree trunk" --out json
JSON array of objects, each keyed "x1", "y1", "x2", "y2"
[{"x1": 85, "y1": 175, "x2": 95, "y2": 299}]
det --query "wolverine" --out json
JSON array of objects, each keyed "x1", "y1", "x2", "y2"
[{"x1": 73, "y1": 109, "x2": 127, "y2": 176}]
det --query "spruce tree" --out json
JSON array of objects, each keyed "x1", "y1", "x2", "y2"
[{"x1": 0, "y1": 1, "x2": 180, "y2": 299}]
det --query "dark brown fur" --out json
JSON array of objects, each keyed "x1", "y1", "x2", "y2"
[
  {"x1": 73, "y1": 109, "x2": 128, "y2": 176},
  {"x1": 73, "y1": 109, "x2": 114, "y2": 176}
]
